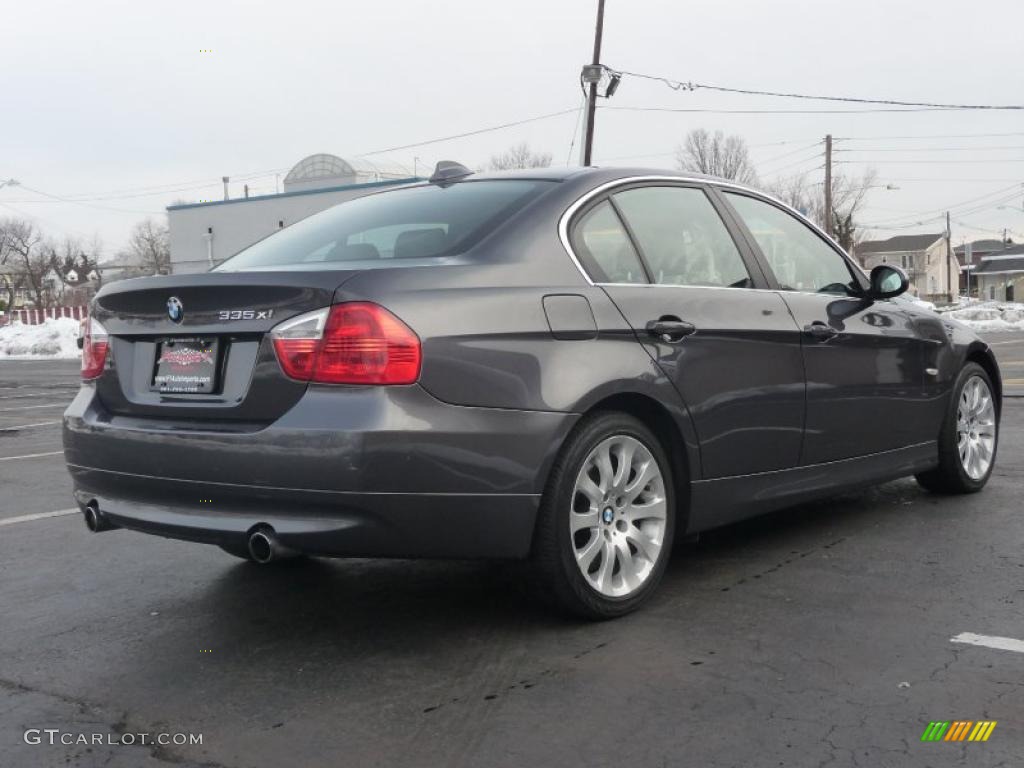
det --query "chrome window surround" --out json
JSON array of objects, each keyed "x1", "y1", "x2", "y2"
[{"x1": 557, "y1": 175, "x2": 869, "y2": 293}]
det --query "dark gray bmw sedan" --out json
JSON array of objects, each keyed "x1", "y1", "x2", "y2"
[{"x1": 63, "y1": 164, "x2": 1001, "y2": 618}]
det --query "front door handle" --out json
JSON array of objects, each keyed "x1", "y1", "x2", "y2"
[
  {"x1": 646, "y1": 317, "x2": 696, "y2": 343},
  {"x1": 803, "y1": 321, "x2": 838, "y2": 341}
]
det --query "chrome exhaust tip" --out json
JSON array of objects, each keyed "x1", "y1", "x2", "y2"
[
  {"x1": 247, "y1": 528, "x2": 296, "y2": 564},
  {"x1": 83, "y1": 502, "x2": 118, "y2": 533}
]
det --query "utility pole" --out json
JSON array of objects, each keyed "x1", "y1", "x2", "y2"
[
  {"x1": 946, "y1": 211, "x2": 953, "y2": 301},
  {"x1": 579, "y1": 0, "x2": 606, "y2": 166},
  {"x1": 964, "y1": 240, "x2": 973, "y2": 299},
  {"x1": 823, "y1": 135, "x2": 833, "y2": 238}
]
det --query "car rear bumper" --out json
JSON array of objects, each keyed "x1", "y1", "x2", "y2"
[{"x1": 63, "y1": 384, "x2": 576, "y2": 559}]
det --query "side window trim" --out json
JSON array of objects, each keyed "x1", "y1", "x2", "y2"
[
  {"x1": 712, "y1": 187, "x2": 870, "y2": 294},
  {"x1": 569, "y1": 196, "x2": 651, "y2": 285},
  {"x1": 605, "y1": 195, "x2": 654, "y2": 283},
  {"x1": 571, "y1": 181, "x2": 772, "y2": 289},
  {"x1": 701, "y1": 186, "x2": 772, "y2": 289}
]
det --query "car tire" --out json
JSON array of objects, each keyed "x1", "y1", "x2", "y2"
[
  {"x1": 915, "y1": 362, "x2": 998, "y2": 494},
  {"x1": 532, "y1": 411, "x2": 675, "y2": 620}
]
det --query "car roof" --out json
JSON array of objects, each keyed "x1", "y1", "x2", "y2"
[{"x1": 463, "y1": 165, "x2": 757, "y2": 192}]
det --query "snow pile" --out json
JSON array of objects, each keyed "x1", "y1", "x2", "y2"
[
  {"x1": 0, "y1": 317, "x2": 82, "y2": 359},
  {"x1": 908, "y1": 297, "x2": 936, "y2": 311},
  {"x1": 941, "y1": 302, "x2": 1024, "y2": 332}
]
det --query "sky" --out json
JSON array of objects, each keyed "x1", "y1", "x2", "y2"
[{"x1": 1, "y1": 0, "x2": 1023, "y2": 257}]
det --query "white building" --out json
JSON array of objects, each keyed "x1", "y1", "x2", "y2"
[
  {"x1": 973, "y1": 245, "x2": 1024, "y2": 302},
  {"x1": 167, "y1": 154, "x2": 419, "y2": 273}
]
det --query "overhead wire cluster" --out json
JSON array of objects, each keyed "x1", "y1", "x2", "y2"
[
  {"x1": 606, "y1": 68, "x2": 1024, "y2": 111},
  {"x1": 3, "y1": 65, "x2": 1022, "y2": 236}
]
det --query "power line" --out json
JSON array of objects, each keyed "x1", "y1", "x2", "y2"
[
  {"x1": 836, "y1": 145, "x2": 1024, "y2": 152},
  {"x1": 838, "y1": 159, "x2": 1024, "y2": 165},
  {"x1": 11, "y1": 167, "x2": 289, "y2": 203},
  {"x1": 600, "y1": 105, "x2": 960, "y2": 115},
  {"x1": 4, "y1": 107, "x2": 581, "y2": 204},
  {"x1": 864, "y1": 185, "x2": 1022, "y2": 227},
  {"x1": 357, "y1": 108, "x2": 580, "y2": 156},
  {"x1": 612, "y1": 69, "x2": 1024, "y2": 110},
  {"x1": 12, "y1": 184, "x2": 164, "y2": 215},
  {"x1": 838, "y1": 131, "x2": 1024, "y2": 141},
  {"x1": 756, "y1": 141, "x2": 822, "y2": 167},
  {"x1": 565, "y1": 96, "x2": 587, "y2": 166},
  {"x1": 863, "y1": 190, "x2": 1024, "y2": 230},
  {"x1": 597, "y1": 140, "x2": 823, "y2": 163},
  {"x1": 758, "y1": 147, "x2": 825, "y2": 176}
]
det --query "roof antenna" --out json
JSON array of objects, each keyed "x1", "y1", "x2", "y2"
[{"x1": 429, "y1": 161, "x2": 473, "y2": 186}]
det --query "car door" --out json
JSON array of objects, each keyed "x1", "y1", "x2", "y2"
[
  {"x1": 569, "y1": 182, "x2": 806, "y2": 479},
  {"x1": 718, "y1": 189, "x2": 930, "y2": 464}
]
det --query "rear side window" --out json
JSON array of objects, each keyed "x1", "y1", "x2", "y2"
[
  {"x1": 723, "y1": 192, "x2": 858, "y2": 295},
  {"x1": 612, "y1": 186, "x2": 751, "y2": 288},
  {"x1": 216, "y1": 180, "x2": 553, "y2": 271},
  {"x1": 571, "y1": 200, "x2": 647, "y2": 284}
]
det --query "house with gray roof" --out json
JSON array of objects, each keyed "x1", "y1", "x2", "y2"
[
  {"x1": 854, "y1": 233, "x2": 955, "y2": 302},
  {"x1": 973, "y1": 243, "x2": 1024, "y2": 302}
]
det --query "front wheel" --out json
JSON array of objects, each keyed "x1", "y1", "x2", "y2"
[
  {"x1": 916, "y1": 362, "x2": 998, "y2": 494},
  {"x1": 532, "y1": 412, "x2": 675, "y2": 620}
]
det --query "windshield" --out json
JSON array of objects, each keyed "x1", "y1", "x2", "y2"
[{"x1": 215, "y1": 179, "x2": 554, "y2": 271}]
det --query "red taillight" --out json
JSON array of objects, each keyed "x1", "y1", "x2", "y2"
[
  {"x1": 270, "y1": 303, "x2": 421, "y2": 385},
  {"x1": 80, "y1": 316, "x2": 109, "y2": 380}
]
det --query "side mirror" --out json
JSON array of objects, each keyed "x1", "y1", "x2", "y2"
[{"x1": 867, "y1": 264, "x2": 908, "y2": 300}]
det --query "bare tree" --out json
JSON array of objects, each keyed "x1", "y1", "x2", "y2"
[
  {"x1": 0, "y1": 217, "x2": 54, "y2": 308},
  {"x1": 0, "y1": 220, "x2": 21, "y2": 311},
  {"x1": 120, "y1": 219, "x2": 171, "y2": 275},
  {"x1": 676, "y1": 129, "x2": 758, "y2": 184},
  {"x1": 489, "y1": 143, "x2": 552, "y2": 171},
  {"x1": 762, "y1": 169, "x2": 878, "y2": 254}
]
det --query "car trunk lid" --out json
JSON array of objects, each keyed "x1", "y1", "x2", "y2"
[{"x1": 90, "y1": 270, "x2": 361, "y2": 423}]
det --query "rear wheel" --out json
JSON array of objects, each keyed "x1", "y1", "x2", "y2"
[
  {"x1": 915, "y1": 362, "x2": 998, "y2": 494},
  {"x1": 532, "y1": 412, "x2": 675, "y2": 620}
]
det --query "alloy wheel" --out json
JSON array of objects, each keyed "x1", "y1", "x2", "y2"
[
  {"x1": 957, "y1": 375, "x2": 996, "y2": 481},
  {"x1": 569, "y1": 435, "x2": 667, "y2": 597}
]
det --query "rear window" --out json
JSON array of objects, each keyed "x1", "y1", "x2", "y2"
[{"x1": 215, "y1": 180, "x2": 554, "y2": 271}]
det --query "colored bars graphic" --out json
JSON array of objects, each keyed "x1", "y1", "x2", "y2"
[{"x1": 920, "y1": 721, "x2": 997, "y2": 742}]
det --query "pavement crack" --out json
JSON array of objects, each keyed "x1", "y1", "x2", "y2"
[{"x1": 720, "y1": 537, "x2": 849, "y2": 592}]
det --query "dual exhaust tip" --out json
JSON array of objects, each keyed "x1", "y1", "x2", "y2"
[{"x1": 83, "y1": 502, "x2": 295, "y2": 564}]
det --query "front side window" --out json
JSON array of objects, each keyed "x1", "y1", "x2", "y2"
[
  {"x1": 724, "y1": 192, "x2": 858, "y2": 295},
  {"x1": 613, "y1": 186, "x2": 751, "y2": 288},
  {"x1": 216, "y1": 180, "x2": 553, "y2": 271},
  {"x1": 572, "y1": 200, "x2": 647, "y2": 284}
]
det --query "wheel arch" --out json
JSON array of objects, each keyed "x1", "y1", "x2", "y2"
[
  {"x1": 965, "y1": 344, "x2": 1002, "y2": 416},
  {"x1": 577, "y1": 391, "x2": 697, "y2": 534}
]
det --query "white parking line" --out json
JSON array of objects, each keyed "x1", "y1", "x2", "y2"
[
  {"x1": 951, "y1": 632, "x2": 1024, "y2": 654},
  {"x1": 0, "y1": 420, "x2": 62, "y2": 431},
  {"x1": 0, "y1": 403, "x2": 66, "y2": 412},
  {"x1": 0, "y1": 391, "x2": 75, "y2": 400},
  {"x1": 0, "y1": 508, "x2": 79, "y2": 527},
  {"x1": 0, "y1": 450, "x2": 64, "y2": 462}
]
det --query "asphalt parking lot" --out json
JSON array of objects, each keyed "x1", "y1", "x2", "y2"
[{"x1": 1, "y1": 334, "x2": 1022, "y2": 768}]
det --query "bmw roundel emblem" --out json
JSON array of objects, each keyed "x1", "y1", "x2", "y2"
[{"x1": 167, "y1": 296, "x2": 184, "y2": 323}]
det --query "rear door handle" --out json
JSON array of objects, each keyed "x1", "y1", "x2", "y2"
[
  {"x1": 803, "y1": 321, "x2": 838, "y2": 341},
  {"x1": 646, "y1": 317, "x2": 696, "y2": 343}
]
